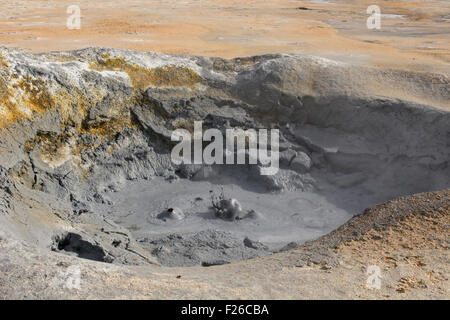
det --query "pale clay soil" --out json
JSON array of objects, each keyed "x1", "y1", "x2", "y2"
[{"x1": 0, "y1": 0, "x2": 448, "y2": 299}]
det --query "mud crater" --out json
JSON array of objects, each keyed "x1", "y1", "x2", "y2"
[{"x1": 0, "y1": 48, "x2": 448, "y2": 268}]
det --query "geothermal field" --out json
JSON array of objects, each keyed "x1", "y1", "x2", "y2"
[{"x1": 0, "y1": 0, "x2": 448, "y2": 299}]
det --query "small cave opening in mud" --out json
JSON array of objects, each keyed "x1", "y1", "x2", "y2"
[{"x1": 51, "y1": 232, "x2": 110, "y2": 263}]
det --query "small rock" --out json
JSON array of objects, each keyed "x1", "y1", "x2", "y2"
[
  {"x1": 243, "y1": 237, "x2": 268, "y2": 250},
  {"x1": 245, "y1": 209, "x2": 263, "y2": 220},
  {"x1": 176, "y1": 164, "x2": 203, "y2": 179},
  {"x1": 279, "y1": 149, "x2": 297, "y2": 166},
  {"x1": 372, "y1": 234, "x2": 383, "y2": 240},
  {"x1": 112, "y1": 240, "x2": 121, "y2": 247},
  {"x1": 278, "y1": 242, "x2": 298, "y2": 252},
  {"x1": 290, "y1": 152, "x2": 312, "y2": 173}
]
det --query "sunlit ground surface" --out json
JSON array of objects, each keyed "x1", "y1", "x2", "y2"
[{"x1": 0, "y1": 0, "x2": 449, "y2": 72}]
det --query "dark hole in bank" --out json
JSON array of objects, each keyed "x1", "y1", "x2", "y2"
[{"x1": 52, "y1": 232, "x2": 110, "y2": 263}]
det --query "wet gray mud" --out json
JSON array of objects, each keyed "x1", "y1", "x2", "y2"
[
  {"x1": 0, "y1": 47, "x2": 448, "y2": 267},
  {"x1": 93, "y1": 177, "x2": 354, "y2": 266}
]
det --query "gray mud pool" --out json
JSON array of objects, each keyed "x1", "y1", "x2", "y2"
[{"x1": 92, "y1": 175, "x2": 367, "y2": 266}]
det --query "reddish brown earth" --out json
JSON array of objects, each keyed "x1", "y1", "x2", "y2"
[{"x1": 0, "y1": 0, "x2": 449, "y2": 72}]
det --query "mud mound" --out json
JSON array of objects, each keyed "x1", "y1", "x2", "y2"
[{"x1": 0, "y1": 47, "x2": 448, "y2": 269}]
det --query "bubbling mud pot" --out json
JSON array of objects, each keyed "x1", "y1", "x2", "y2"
[{"x1": 0, "y1": 48, "x2": 448, "y2": 268}]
